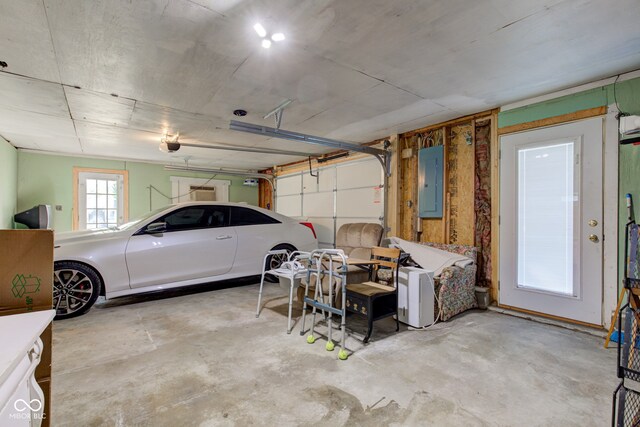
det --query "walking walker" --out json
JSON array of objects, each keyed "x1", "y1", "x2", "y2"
[{"x1": 300, "y1": 249, "x2": 349, "y2": 360}]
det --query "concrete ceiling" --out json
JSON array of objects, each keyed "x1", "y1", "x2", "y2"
[{"x1": 0, "y1": 0, "x2": 639, "y2": 170}]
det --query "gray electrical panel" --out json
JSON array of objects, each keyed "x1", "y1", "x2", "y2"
[{"x1": 418, "y1": 145, "x2": 444, "y2": 218}]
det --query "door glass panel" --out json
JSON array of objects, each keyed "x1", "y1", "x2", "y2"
[{"x1": 517, "y1": 141, "x2": 577, "y2": 296}]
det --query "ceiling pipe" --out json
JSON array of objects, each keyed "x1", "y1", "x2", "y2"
[
  {"x1": 164, "y1": 165, "x2": 273, "y2": 179},
  {"x1": 178, "y1": 141, "x2": 312, "y2": 157},
  {"x1": 159, "y1": 137, "x2": 313, "y2": 157},
  {"x1": 263, "y1": 99, "x2": 293, "y2": 129}
]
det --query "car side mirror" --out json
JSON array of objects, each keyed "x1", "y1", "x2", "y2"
[{"x1": 146, "y1": 222, "x2": 167, "y2": 234}]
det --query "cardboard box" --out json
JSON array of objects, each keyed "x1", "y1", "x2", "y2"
[
  {"x1": 0, "y1": 230, "x2": 53, "y2": 313},
  {"x1": 0, "y1": 230, "x2": 54, "y2": 426}
]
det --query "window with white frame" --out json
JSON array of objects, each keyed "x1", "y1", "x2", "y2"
[{"x1": 75, "y1": 169, "x2": 127, "y2": 230}]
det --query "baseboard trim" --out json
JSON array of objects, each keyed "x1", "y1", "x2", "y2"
[{"x1": 491, "y1": 304, "x2": 606, "y2": 338}]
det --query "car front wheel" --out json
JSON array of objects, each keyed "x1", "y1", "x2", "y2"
[{"x1": 53, "y1": 261, "x2": 101, "y2": 319}]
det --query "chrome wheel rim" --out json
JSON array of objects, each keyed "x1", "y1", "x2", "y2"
[
  {"x1": 53, "y1": 269, "x2": 94, "y2": 316},
  {"x1": 269, "y1": 252, "x2": 289, "y2": 270}
]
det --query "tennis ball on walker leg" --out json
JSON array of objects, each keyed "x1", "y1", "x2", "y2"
[
  {"x1": 306, "y1": 335, "x2": 316, "y2": 344},
  {"x1": 338, "y1": 349, "x2": 348, "y2": 360},
  {"x1": 325, "y1": 341, "x2": 335, "y2": 351}
]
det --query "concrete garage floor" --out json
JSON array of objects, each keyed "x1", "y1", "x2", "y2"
[{"x1": 51, "y1": 280, "x2": 617, "y2": 426}]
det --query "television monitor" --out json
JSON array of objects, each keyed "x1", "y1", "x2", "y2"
[{"x1": 14, "y1": 205, "x2": 51, "y2": 229}]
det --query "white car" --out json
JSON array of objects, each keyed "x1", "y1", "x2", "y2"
[{"x1": 53, "y1": 202, "x2": 318, "y2": 319}]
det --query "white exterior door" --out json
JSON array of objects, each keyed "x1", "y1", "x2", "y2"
[{"x1": 499, "y1": 117, "x2": 603, "y2": 324}]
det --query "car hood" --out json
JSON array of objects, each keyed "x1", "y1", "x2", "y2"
[{"x1": 55, "y1": 228, "x2": 130, "y2": 245}]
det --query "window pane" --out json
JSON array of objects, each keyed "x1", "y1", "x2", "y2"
[
  {"x1": 97, "y1": 209, "x2": 107, "y2": 223},
  {"x1": 97, "y1": 223, "x2": 107, "y2": 229},
  {"x1": 87, "y1": 209, "x2": 96, "y2": 223},
  {"x1": 108, "y1": 209, "x2": 117, "y2": 222},
  {"x1": 97, "y1": 180, "x2": 107, "y2": 194},
  {"x1": 86, "y1": 179, "x2": 97, "y2": 193},
  {"x1": 517, "y1": 142, "x2": 575, "y2": 295},
  {"x1": 97, "y1": 195, "x2": 107, "y2": 209},
  {"x1": 87, "y1": 194, "x2": 97, "y2": 208},
  {"x1": 107, "y1": 195, "x2": 117, "y2": 209},
  {"x1": 87, "y1": 223, "x2": 97, "y2": 230},
  {"x1": 108, "y1": 180, "x2": 118, "y2": 195}
]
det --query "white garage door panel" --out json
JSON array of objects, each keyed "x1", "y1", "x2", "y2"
[
  {"x1": 277, "y1": 174, "x2": 302, "y2": 196},
  {"x1": 303, "y1": 168, "x2": 336, "y2": 193},
  {"x1": 302, "y1": 172, "x2": 318, "y2": 193},
  {"x1": 318, "y1": 168, "x2": 335, "y2": 192},
  {"x1": 307, "y1": 217, "x2": 334, "y2": 247},
  {"x1": 336, "y1": 188, "x2": 383, "y2": 218},
  {"x1": 276, "y1": 195, "x2": 301, "y2": 217},
  {"x1": 302, "y1": 192, "x2": 333, "y2": 217},
  {"x1": 336, "y1": 159, "x2": 382, "y2": 190},
  {"x1": 276, "y1": 158, "x2": 384, "y2": 250}
]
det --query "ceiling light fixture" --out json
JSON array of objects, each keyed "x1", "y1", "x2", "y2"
[
  {"x1": 253, "y1": 22, "x2": 285, "y2": 48},
  {"x1": 253, "y1": 23, "x2": 267, "y2": 38},
  {"x1": 159, "y1": 133, "x2": 180, "y2": 153}
]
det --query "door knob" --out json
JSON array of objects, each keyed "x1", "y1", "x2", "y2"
[
  {"x1": 588, "y1": 219, "x2": 598, "y2": 227},
  {"x1": 588, "y1": 234, "x2": 599, "y2": 243}
]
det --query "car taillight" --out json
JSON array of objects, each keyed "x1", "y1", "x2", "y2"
[{"x1": 299, "y1": 222, "x2": 317, "y2": 239}]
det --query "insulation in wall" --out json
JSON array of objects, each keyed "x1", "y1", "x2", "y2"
[{"x1": 474, "y1": 120, "x2": 492, "y2": 288}]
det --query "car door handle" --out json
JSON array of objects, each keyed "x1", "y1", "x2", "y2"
[{"x1": 216, "y1": 235, "x2": 233, "y2": 240}]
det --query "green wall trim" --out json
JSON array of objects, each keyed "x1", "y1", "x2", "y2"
[
  {"x1": 498, "y1": 77, "x2": 640, "y2": 129},
  {"x1": 498, "y1": 87, "x2": 608, "y2": 128},
  {"x1": 16, "y1": 152, "x2": 259, "y2": 232}
]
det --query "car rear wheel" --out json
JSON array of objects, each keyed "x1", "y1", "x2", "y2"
[
  {"x1": 53, "y1": 261, "x2": 101, "y2": 319},
  {"x1": 265, "y1": 244, "x2": 296, "y2": 283}
]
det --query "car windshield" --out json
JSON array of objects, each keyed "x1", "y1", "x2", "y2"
[{"x1": 115, "y1": 206, "x2": 173, "y2": 231}]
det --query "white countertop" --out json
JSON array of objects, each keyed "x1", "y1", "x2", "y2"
[{"x1": 0, "y1": 310, "x2": 55, "y2": 386}]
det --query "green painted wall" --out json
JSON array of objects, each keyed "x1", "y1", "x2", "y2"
[
  {"x1": 498, "y1": 76, "x2": 640, "y2": 288},
  {"x1": 16, "y1": 151, "x2": 259, "y2": 232},
  {"x1": 0, "y1": 136, "x2": 17, "y2": 229}
]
